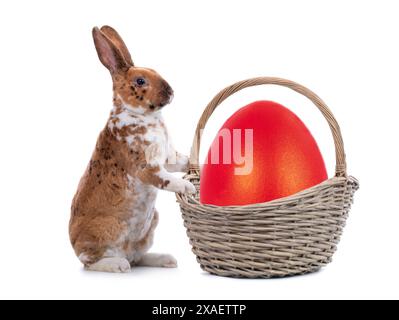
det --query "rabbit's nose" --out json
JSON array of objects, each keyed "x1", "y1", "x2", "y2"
[
  {"x1": 168, "y1": 92, "x2": 174, "y2": 103},
  {"x1": 162, "y1": 81, "x2": 173, "y2": 95},
  {"x1": 166, "y1": 85, "x2": 173, "y2": 96}
]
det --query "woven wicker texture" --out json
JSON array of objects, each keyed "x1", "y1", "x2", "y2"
[{"x1": 176, "y1": 77, "x2": 359, "y2": 278}]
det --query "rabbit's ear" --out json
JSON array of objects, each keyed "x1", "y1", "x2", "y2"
[
  {"x1": 100, "y1": 26, "x2": 134, "y2": 66},
  {"x1": 92, "y1": 27, "x2": 129, "y2": 73}
]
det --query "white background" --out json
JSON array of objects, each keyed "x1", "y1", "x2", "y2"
[{"x1": 0, "y1": 0, "x2": 398, "y2": 300}]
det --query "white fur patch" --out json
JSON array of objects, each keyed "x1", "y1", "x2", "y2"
[
  {"x1": 127, "y1": 174, "x2": 134, "y2": 186},
  {"x1": 125, "y1": 135, "x2": 135, "y2": 145},
  {"x1": 108, "y1": 98, "x2": 169, "y2": 157},
  {"x1": 115, "y1": 111, "x2": 138, "y2": 129},
  {"x1": 124, "y1": 176, "x2": 157, "y2": 240},
  {"x1": 154, "y1": 167, "x2": 196, "y2": 194},
  {"x1": 104, "y1": 247, "x2": 125, "y2": 259},
  {"x1": 78, "y1": 253, "x2": 91, "y2": 264},
  {"x1": 86, "y1": 257, "x2": 131, "y2": 273}
]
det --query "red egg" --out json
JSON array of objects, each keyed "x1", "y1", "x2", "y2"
[{"x1": 200, "y1": 101, "x2": 328, "y2": 206}]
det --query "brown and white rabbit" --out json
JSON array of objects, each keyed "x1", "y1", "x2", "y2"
[{"x1": 69, "y1": 26, "x2": 195, "y2": 273}]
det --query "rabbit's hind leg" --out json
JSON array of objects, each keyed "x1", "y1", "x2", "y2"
[
  {"x1": 136, "y1": 253, "x2": 177, "y2": 268},
  {"x1": 131, "y1": 209, "x2": 177, "y2": 268},
  {"x1": 72, "y1": 215, "x2": 130, "y2": 273},
  {"x1": 85, "y1": 257, "x2": 131, "y2": 273}
]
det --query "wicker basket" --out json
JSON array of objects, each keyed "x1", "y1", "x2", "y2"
[{"x1": 176, "y1": 77, "x2": 359, "y2": 278}]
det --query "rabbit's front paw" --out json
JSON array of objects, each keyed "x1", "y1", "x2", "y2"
[
  {"x1": 177, "y1": 180, "x2": 196, "y2": 194},
  {"x1": 181, "y1": 180, "x2": 197, "y2": 194}
]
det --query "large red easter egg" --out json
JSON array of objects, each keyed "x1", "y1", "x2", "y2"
[{"x1": 200, "y1": 101, "x2": 328, "y2": 206}]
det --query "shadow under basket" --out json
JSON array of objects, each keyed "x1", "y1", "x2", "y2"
[{"x1": 176, "y1": 77, "x2": 359, "y2": 278}]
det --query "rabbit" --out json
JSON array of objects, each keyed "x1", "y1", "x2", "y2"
[{"x1": 69, "y1": 26, "x2": 196, "y2": 273}]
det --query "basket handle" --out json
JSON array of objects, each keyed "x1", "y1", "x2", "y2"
[{"x1": 189, "y1": 77, "x2": 347, "y2": 177}]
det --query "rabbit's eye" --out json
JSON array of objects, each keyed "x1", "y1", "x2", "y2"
[{"x1": 135, "y1": 77, "x2": 146, "y2": 86}]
